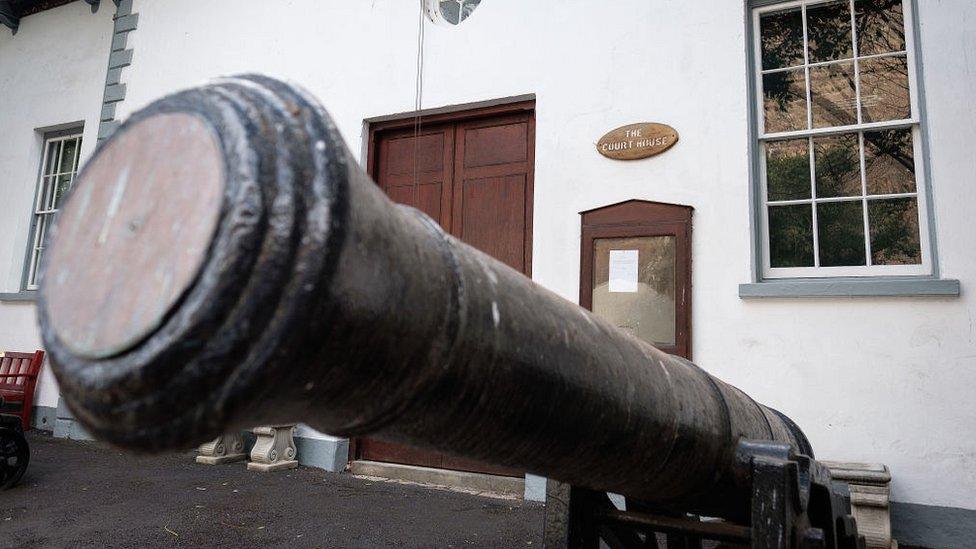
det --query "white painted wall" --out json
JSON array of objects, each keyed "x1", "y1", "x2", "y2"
[
  {"x1": 0, "y1": 2, "x2": 114, "y2": 407},
  {"x1": 1, "y1": 0, "x2": 973, "y2": 511}
]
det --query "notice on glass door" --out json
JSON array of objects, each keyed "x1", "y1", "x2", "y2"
[{"x1": 608, "y1": 250, "x2": 639, "y2": 293}]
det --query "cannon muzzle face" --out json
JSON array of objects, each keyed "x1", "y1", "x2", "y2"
[
  {"x1": 44, "y1": 113, "x2": 226, "y2": 360},
  {"x1": 38, "y1": 75, "x2": 349, "y2": 451}
]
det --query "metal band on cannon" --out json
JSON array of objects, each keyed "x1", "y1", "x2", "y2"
[{"x1": 38, "y1": 76, "x2": 861, "y2": 547}]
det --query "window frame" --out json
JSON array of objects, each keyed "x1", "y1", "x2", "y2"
[
  {"x1": 22, "y1": 127, "x2": 84, "y2": 292},
  {"x1": 750, "y1": 0, "x2": 934, "y2": 280}
]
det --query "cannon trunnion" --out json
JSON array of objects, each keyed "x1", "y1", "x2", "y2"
[{"x1": 38, "y1": 76, "x2": 863, "y2": 549}]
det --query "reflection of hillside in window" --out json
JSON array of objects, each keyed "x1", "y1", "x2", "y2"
[{"x1": 756, "y1": 0, "x2": 926, "y2": 275}]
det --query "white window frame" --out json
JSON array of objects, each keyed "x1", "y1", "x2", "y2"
[
  {"x1": 24, "y1": 130, "x2": 84, "y2": 291},
  {"x1": 752, "y1": 0, "x2": 931, "y2": 279}
]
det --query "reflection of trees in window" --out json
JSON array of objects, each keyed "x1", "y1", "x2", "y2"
[
  {"x1": 869, "y1": 198, "x2": 920, "y2": 265},
  {"x1": 856, "y1": 0, "x2": 905, "y2": 55},
  {"x1": 640, "y1": 238, "x2": 676, "y2": 300},
  {"x1": 757, "y1": 0, "x2": 925, "y2": 273},
  {"x1": 766, "y1": 140, "x2": 811, "y2": 201},
  {"x1": 807, "y1": 1, "x2": 852, "y2": 62},
  {"x1": 814, "y1": 133, "x2": 860, "y2": 197},
  {"x1": 864, "y1": 128, "x2": 914, "y2": 193},
  {"x1": 761, "y1": 9, "x2": 805, "y2": 69},
  {"x1": 763, "y1": 70, "x2": 807, "y2": 133},
  {"x1": 760, "y1": 0, "x2": 910, "y2": 133},
  {"x1": 818, "y1": 200, "x2": 866, "y2": 266},
  {"x1": 769, "y1": 204, "x2": 814, "y2": 267}
]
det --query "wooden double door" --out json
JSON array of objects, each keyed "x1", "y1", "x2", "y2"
[{"x1": 355, "y1": 101, "x2": 535, "y2": 476}]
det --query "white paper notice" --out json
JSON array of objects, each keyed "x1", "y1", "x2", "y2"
[{"x1": 608, "y1": 249, "x2": 639, "y2": 293}]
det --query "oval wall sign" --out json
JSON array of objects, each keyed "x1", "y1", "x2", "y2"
[{"x1": 596, "y1": 123, "x2": 679, "y2": 160}]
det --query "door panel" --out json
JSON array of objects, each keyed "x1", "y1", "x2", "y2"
[
  {"x1": 376, "y1": 125, "x2": 455, "y2": 229},
  {"x1": 459, "y1": 174, "x2": 527, "y2": 272}
]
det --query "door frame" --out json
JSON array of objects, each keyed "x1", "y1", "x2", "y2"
[
  {"x1": 579, "y1": 200, "x2": 694, "y2": 360},
  {"x1": 351, "y1": 97, "x2": 536, "y2": 470}
]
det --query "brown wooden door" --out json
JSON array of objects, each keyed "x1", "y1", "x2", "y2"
[{"x1": 356, "y1": 102, "x2": 535, "y2": 476}]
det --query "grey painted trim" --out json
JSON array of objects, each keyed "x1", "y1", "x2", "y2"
[
  {"x1": 363, "y1": 93, "x2": 536, "y2": 124},
  {"x1": 97, "y1": 120, "x2": 121, "y2": 139},
  {"x1": 524, "y1": 474, "x2": 546, "y2": 502},
  {"x1": 909, "y1": 0, "x2": 941, "y2": 280},
  {"x1": 739, "y1": 277, "x2": 959, "y2": 298},
  {"x1": 294, "y1": 436, "x2": 349, "y2": 473},
  {"x1": 0, "y1": 290, "x2": 36, "y2": 301},
  {"x1": 113, "y1": 12, "x2": 137, "y2": 32},
  {"x1": 31, "y1": 405, "x2": 56, "y2": 432},
  {"x1": 53, "y1": 397, "x2": 93, "y2": 440},
  {"x1": 103, "y1": 83, "x2": 126, "y2": 103},
  {"x1": 97, "y1": 1, "x2": 137, "y2": 143},
  {"x1": 100, "y1": 103, "x2": 116, "y2": 121},
  {"x1": 744, "y1": 0, "x2": 762, "y2": 282},
  {"x1": 749, "y1": 0, "x2": 790, "y2": 8},
  {"x1": 891, "y1": 501, "x2": 976, "y2": 548},
  {"x1": 107, "y1": 49, "x2": 132, "y2": 69},
  {"x1": 743, "y1": 0, "x2": 943, "y2": 285},
  {"x1": 110, "y1": 32, "x2": 127, "y2": 52},
  {"x1": 105, "y1": 67, "x2": 122, "y2": 85}
]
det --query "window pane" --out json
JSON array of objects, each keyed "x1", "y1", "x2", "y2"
[
  {"x1": 856, "y1": 0, "x2": 906, "y2": 56},
  {"x1": 59, "y1": 138, "x2": 79, "y2": 174},
  {"x1": 864, "y1": 128, "x2": 915, "y2": 194},
  {"x1": 766, "y1": 139, "x2": 811, "y2": 201},
  {"x1": 760, "y1": 8, "x2": 805, "y2": 70},
  {"x1": 859, "y1": 55, "x2": 910, "y2": 122},
  {"x1": 810, "y1": 62, "x2": 857, "y2": 128},
  {"x1": 769, "y1": 204, "x2": 814, "y2": 267},
  {"x1": 807, "y1": 1, "x2": 853, "y2": 63},
  {"x1": 868, "y1": 197, "x2": 921, "y2": 265},
  {"x1": 814, "y1": 133, "x2": 861, "y2": 198},
  {"x1": 763, "y1": 69, "x2": 808, "y2": 133},
  {"x1": 818, "y1": 200, "x2": 866, "y2": 266},
  {"x1": 38, "y1": 176, "x2": 57, "y2": 211},
  {"x1": 28, "y1": 214, "x2": 53, "y2": 287},
  {"x1": 592, "y1": 237, "x2": 676, "y2": 348},
  {"x1": 53, "y1": 174, "x2": 72, "y2": 209},
  {"x1": 44, "y1": 140, "x2": 61, "y2": 176}
]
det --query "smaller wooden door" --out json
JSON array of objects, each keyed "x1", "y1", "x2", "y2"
[{"x1": 580, "y1": 200, "x2": 693, "y2": 359}]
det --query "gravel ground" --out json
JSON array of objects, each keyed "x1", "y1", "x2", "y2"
[{"x1": 0, "y1": 432, "x2": 544, "y2": 548}]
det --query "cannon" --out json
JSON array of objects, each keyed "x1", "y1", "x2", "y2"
[{"x1": 38, "y1": 76, "x2": 863, "y2": 548}]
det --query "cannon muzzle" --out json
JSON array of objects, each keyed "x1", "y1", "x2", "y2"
[{"x1": 39, "y1": 76, "x2": 812, "y2": 522}]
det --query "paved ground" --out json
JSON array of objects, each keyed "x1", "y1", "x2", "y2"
[{"x1": 1, "y1": 433, "x2": 544, "y2": 548}]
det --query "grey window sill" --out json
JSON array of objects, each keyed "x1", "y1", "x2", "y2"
[
  {"x1": 739, "y1": 277, "x2": 960, "y2": 298},
  {"x1": 0, "y1": 290, "x2": 37, "y2": 302}
]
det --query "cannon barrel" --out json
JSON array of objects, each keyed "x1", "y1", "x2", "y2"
[{"x1": 39, "y1": 76, "x2": 811, "y2": 521}]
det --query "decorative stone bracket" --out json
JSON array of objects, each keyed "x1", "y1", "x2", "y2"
[
  {"x1": 823, "y1": 461, "x2": 896, "y2": 549},
  {"x1": 195, "y1": 432, "x2": 247, "y2": 465},
  {"x1": 247, "y1": 424, "x2": 298, "y2": 472}
]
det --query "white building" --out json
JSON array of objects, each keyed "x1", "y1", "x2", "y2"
[{"x1": 1, "y1": 1, "x2": 973, "y2": 545}]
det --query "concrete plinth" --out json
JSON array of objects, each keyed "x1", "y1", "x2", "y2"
[
  {"x1": 247, "y1": 424, "x2": 298, "y2": 473},
  {"x1": 195, "y1": 432, "x2": 246, "y2": 465}
]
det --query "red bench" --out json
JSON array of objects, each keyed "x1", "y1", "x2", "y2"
[{"x1": 0, "y1": 350, "x2": 44, "y2": 430}]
